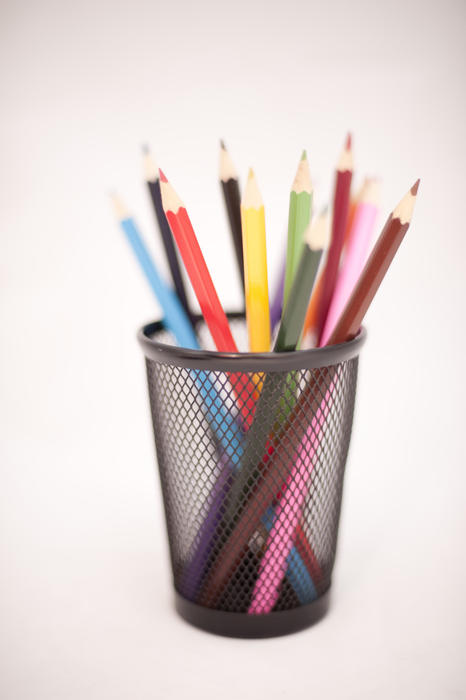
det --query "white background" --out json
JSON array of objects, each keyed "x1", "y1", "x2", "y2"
[{"x1": 1, "y1": 0, "x2": 465, "y2": 697}]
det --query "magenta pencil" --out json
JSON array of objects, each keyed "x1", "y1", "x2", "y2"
[
  {"x1": 320, "y1": 179, "x2": 380, "y2": 346},
  {"x1": 248, "y1": 386, "x2": 332, "y2": 615}
]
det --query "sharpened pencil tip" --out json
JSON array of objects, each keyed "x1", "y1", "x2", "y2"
[
  {"x1": 411, "y1": 179, "x2": 420, "y2": 195},
  {"x1": 158, "y1": 168, "x2": 168, "y2": 183},
  {"x1": 345, "y1": 132, "x2": 352, "y2": 150},
  {"x1": 247, "y1": 167, "x2": 255, "y2": 180},
  {"x1": 220, "y1": 139, "x2": 226, "y2": 150},
  {"x1": 141, "y1": 143, "x2": 150, "y2": 154},
  {"x1": 301, "y1": 149, "x2": 307, "y2": 161}
]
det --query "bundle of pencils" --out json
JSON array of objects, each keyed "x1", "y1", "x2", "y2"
[{"x1": 113, "y1": 135, "x2": 419, "y2": 615}]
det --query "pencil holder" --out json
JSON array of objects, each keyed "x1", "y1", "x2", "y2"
[{"x1": 138, "y1": 314, "x2": 366, "y2": 638}]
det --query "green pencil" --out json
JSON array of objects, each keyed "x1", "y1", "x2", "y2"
[
  {"x1": 275, "y1": 208, "x2": 328, "y2": 351},
  {"x1": 222, "y1": 210, "x2": 329, "y2": 526},
  {"x1": 283, "y1": 150, "x2": 313, "y2": 307}
]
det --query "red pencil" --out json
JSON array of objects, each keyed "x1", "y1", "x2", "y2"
[
  {"x1": 316, "y1": 134, "x2": 353, "y2": 344},
  {"x1": 159, "y1": 168, "x2": 257, "y2": 426}
]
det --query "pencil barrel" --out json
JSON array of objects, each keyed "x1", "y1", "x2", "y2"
[{"x1": 138, "y1": 315, "x2": 365, "y2": 638}]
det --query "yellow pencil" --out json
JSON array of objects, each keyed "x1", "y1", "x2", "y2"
[{"x1": 241, "y1": 168, "x2": 271, "y2": 352}]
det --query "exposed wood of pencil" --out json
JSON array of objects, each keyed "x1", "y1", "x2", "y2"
[
  {"x1": 219, "y1": 141, "x2": 245, "y2": 294},
  {"x1": 316, "y1": 134, "x2": 353, "y2": 344},
  {"x1": 143, "y1": 146, "x2": 193, "y2": 324}
]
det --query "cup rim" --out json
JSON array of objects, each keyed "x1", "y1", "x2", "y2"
[{"x1": 137, "y1": 312, "x2": 366, "y2": 371}]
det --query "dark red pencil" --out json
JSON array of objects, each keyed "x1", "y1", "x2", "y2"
[{"x1": 316, "y1": 134, "x2": 353, "y2": 344}]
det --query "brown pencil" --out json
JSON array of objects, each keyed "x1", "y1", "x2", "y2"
[
  {"x1": 316, "y1": 134, "x2": 353, "y2": 344},
  {"x1": 327, "y1": 179, "x2": 419, "y2": 345},
  {"x1": 199, "y1": 180, "x2": 419, "y2": 606},
  {"x1": 219, "y1": 141, "x2": 245, "y2": 296}
]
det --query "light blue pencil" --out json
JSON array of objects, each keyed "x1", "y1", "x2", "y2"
[
  {"x1": 262, "y1": 507, "x2": 317, "y2": 605},
  {"x1": 113, "y1": 195, "x2": 316, "y2": 602},
  {"x1": 112, "y1": 194, "x2": 243, "y2": 464}
]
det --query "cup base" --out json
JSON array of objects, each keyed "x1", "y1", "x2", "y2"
[{"x1": 174, "y1": 589, "x2": 331, "y2": 639}]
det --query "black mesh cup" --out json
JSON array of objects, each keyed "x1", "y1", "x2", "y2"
[{"x1": 138, "y1": 314, "x2": 366, "y2": 638}]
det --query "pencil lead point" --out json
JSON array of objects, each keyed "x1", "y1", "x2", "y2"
[
  {"x1": 411, "y1": 179, "x2": 420, "y2": 195},
  {"x1": 220, "y1": 139, "x2": 226, "y2": 150},
  {"x1": 158, "y1": 168, "x2": 168, "y2": 183},
  {"x1": 301, "y1": 149, "x2": 307, "y2": 161},
  {"x1": 141, "y1": 143, "x2": 149, "y2": 154},
  {"x1": 345, "y1": 132, "x2": 352, "y2": 150},
  {"x1": 247, "y1": 167, "x2": 255, "y2": 180}
]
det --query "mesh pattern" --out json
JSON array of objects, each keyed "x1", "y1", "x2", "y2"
[{"x1": 145, "y1": 320, "x2": 359, "y2": 614}]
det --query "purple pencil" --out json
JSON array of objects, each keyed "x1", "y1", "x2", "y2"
[
  {"x1": 178, "y1": 455, "x2": 232, "y2": 601},
  {"x1": 270, "y1": 258, "x2": 286, "y2": 333}
]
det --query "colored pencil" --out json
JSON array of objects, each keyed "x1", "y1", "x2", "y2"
[
  {"x1": 142, "y1": 145, "x2": 194, "y2": 326},
  {"x1": 182, "y1": 463, "x2": 317, "y2": 604},
  {"x1": 301, "y1": 267, "x2": 324, "y2": 346},
  {"x1": 294, "y1": 522, "x2": 324, "y2": 592},
  {"x1": 248, "y1": 385, "x2": 332, "y2": 614},
  {"x1": 111, "y1": 194, "x2": 243, "y2": 465},
  {"x1": 320, "y1": 179, "x2": 380, "y2": 346},
  {"x1": 200, "y1": 180, "x2": 419, "y2": 605},
  {"x1": 283, "y1": 150, "x2": 313, "y2": 306},
  {"x1": 219, "y1": 141, "x2": 244, "y2": 297},
  {"x1": 277, "y1": 210, "x2": 328, "y2": 415},
  {"x1": 245, "y1": 210, "x2": 328, "y2": 609},
  {"x1": 262, "y1": 507, "x2": 318, "y2": 605},
  {"x1": 159, "y1": 168, "x2": 257, "y2": 426},
  {"x1": 141, "y1": 168, "x2": 317, "y2": 601},
  {"x1": 275, "y1": 210, "x2": 328, "y2": 351},
  {"x1": 208, "y1": 213, "x2": 328, "y2": 567},
  {"x1": 246, "y1": 182, "x2": 419, "y2": 610},
  {"x1": 316, "y1": 133, "x2": 353, "y2": 344},
  {"x1": 112, "y1": 194, "x2": 197, "y2": 349},
  {"x1": 269, "y1": 256, "x2": 286, "y2": 333},
  {"x1": 241, "y1": 168, "x2": 271, "y2": 352},
  {"x1": 326, "y1": 179, "x2": 419, "y2": 345},
  {"x1": 342, "y1": 180, "x2": 365, "y2": 249}
]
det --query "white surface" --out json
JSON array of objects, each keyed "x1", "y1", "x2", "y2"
[{"x1": 1, "y1": 0, "x2": 465, "y2": 698}]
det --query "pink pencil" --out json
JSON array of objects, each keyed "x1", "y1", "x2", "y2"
[
  {"x1": 248, "y1": 388, "x2": 332, "y2": 615},
  {"x1": 320, "y1": 179, "x2": 380, "y2": 346}
]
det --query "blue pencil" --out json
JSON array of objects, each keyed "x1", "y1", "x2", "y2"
[
  {"x1": 262, "y1": 507, "x2": 317, "y2": 605},
  {"x1": 113, "y1": 195, "x2": 317, "y2": 603},
  {"x1": 112, "y1": 194, "x2": 243, "y2": 464}
]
